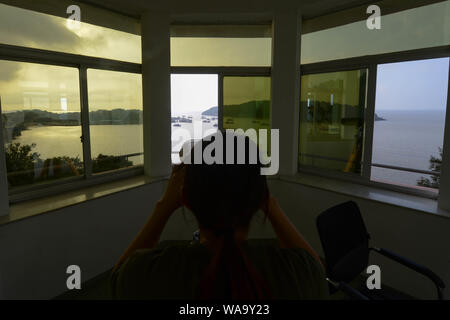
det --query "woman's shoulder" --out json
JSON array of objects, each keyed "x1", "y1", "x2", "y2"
[
  {"x1": 110, "y1": 241, "x2": 210, "y2": 299},
  {"x1": 242, "y1": 240, "x2": 329, "y2": 299}
]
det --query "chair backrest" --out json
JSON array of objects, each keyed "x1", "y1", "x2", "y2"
[{"x1": 316, "y1": 201, "x2": 370, "y2": 283}]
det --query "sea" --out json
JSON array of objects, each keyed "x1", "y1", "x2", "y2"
[{"x1": 7, "y1": 109, "x2": 446, "y2": 187}]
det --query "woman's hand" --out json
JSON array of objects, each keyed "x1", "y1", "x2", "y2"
[{"x1": 159, "y1": 164, "x2": 186, "y2": 213}]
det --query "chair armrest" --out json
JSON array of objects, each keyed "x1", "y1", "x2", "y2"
[
  {"x1": 371, "y1": 247, "x2": 445, "y2": 299},
  {"x1": 327, "y1": 278, "x2": 369, "y2": 300}
]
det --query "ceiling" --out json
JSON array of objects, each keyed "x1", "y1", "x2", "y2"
[{"x1": 75, "y1": 0, "x2": 378, "y2": 21}]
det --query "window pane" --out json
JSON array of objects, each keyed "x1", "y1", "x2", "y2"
[
  {"x1": 171, "y1": 38, "x2": 272, "y2": 66},
  {"x1": 0, "y1": 3, "x2": 141, "y2": 63},
  {"x1": 222, "y1": 76, "x2": 271, "y2": 154},
  {"x1": 371, "y1": 58, "x2": 449, "y2": 191},
  {"x1": 299, "y1": 70, "x2": 367, "y2": 174},
  {"x1": 301, "y1": 2, "x2": 450, "y2": 64},
  {"x1": 0, "y1": 60, "x2": 82, "y2": 188},
  {"x1": 87, "y1": 70, "x2": 143, "y2": 174},
  {"x1": 171, "y1": 74, "x2": 218, "y2": 163}
]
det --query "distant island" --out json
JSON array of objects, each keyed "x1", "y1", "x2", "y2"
[
  {"x1": 202, "y1": 105, "x2": 386, "y2": 121},
  {"x1": 202, "y1": 106, "x2": 218, "y2": 116},
  {"x1": 374, "y1": 113, "x2": 386, "y2": 121},
  {"x1": 3, "y1": 108, "x2": 142, "y2": 140}
]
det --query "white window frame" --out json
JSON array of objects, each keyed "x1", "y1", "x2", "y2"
[
  {"x1": 298, "y1": 45, "x2": 450, "y2": 200},
  {"x1": 0, "y1": 43, "x2": 144, "y2": 203}
]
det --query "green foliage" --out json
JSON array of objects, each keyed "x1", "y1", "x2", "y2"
[
  {"x1": 4, "y1": 142, "x2": 133, "y2": 187},
  {"x1": 92, "y1": 154, "x2": 133, "y2": 173},
  {"x1": 5, "y1": 143, "x2": 39, "y2": 186},
  {"x1": 223, "y1": 100, "x2": 270, "y2": 119},
  {"x1": 417, "y1": 147, "x2": 442, "y2": 189}
]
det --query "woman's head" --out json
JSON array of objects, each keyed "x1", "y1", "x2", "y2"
[
  {"x1": 182, "y1": 131, "x2": 268, "y2": 235},
  {"x1": 181, "y1": 131, "x2": 271, "y2": 299}
]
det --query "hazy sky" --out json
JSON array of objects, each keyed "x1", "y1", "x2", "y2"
[
  {"x1": 171, "y1": 74, "x2": 218, "y2": 116},
  {"x1": 376, "y1": 58, "x2": 449, "y2": 111}
]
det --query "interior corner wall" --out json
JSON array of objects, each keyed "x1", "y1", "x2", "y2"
[
  {"x1": 0, "y1": 177, "x2": 448, "y2": 299},
  {"x1": 268, "y1": 179, "x2": 450, "y2": 300},
  {"x1": 0, "y1": 181, "x2": 168, "y2": 299}
]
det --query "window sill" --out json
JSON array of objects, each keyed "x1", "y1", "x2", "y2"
[
  {"x1": 0, "y1": 175, "x2": 166, "y2": 226},
  {"x1": 278, "y1": 173, "x2": 450, "y2": 220}
]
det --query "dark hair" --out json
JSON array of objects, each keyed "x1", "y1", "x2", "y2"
[{"x1": 183, "y1": 131, "x2": 271, "y2": 299}]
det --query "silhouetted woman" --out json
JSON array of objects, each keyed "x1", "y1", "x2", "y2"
[{"x1": 111, "y1": 132, "x2": 328, "y2": 299}]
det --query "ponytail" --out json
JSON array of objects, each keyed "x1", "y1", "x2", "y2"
[{"x1": 199, "y1": 229, "x2": 271, "y2": 300}]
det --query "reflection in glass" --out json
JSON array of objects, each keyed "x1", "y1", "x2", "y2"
[
  {"x1": 0, "y1": 3, "x2": 141, "y2": 63},
  {"x1": 223, "y1": 76, "x2": 271, "y2": 154},
  {"x1": 301, "y1": 2, "x2": 450, "y2": 64},
  {"x1": 0, "y1": 60, "x2": 83, "y2": 188},
  {"x1": 87, "y1": 69, "x2": 143, "y2": 174},
  {"x1": 299, "y1": 70, "x2": 367, "y2": 174}
]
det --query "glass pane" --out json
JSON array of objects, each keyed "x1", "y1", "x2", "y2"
[
  {"x1": 171, "y1": 38, "x2": 272, "y2": 66},
  {"x1": 223, "y1": 76, "x2": 271, "y2": 154},
  {"x1": 299, "y1": 70, "x2": 367, "y2": 174},
  {"x1": 0, "y1": 60, "x2": 83, "y2": 188},
  {"x1": 371, "y1": 58, "x2": 449, "y2": 191},
  {"x1": 301, "y1": 2, "x2": 450, "y2": 64},
  {"x1": 0, "y1": 3, "x2": 141, "y2": 63},
  {"x1": 87, "y1": 69, "x2": 143, "y2": 174},
  {"x1": 171, "y1": 74, "x2": 218, "y2": 163}
]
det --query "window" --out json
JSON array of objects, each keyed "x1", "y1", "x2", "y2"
[
  {"x1": 0, "y1": 5, "x2": 143, "y2": 201},
  {"x1": 301, "y1": 1, "x2": 450, "y2": 64},
  {"x1": 371, "y1": 58, "x2": 450, "y2": 192},
  {"x1": 0, "y1": 60, "x2": 83, "y2": 188},
  {"x1": 170, "y1": 74, "x2": 218, "y2": 163},
  {"x1": 222, "y1": 76, "x2": 271, "y2": 152},
  {"x1": 170, "y1": 25, "x2": 272, "y2": 66},
  {"x1": 298, "y1": 56, "x2": 450, "y2": 197},
  {"x1": 299, "y1": 70, "x2": 367, "y2": 174},
  {"x1": 170, "y1": 25, "x2": 273, "y2": 161},
  {"x1": 87, "y1": 69, "x2": 143, "y2": 174},
  {"x1": 0, "y1": 3, "x2": 141, "y2": 63}
]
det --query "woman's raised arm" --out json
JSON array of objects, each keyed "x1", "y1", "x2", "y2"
[
  {"x1": 264, "y1": 195, "x2": 323, "y2": 267},
  {"x1": 113, "y1": 165, "x2": 185, "y2": 270}
]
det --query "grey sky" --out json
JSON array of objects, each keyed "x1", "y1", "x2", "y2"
[{"x1": 376, "y1": 58, "x2": 449, "y2": 111}]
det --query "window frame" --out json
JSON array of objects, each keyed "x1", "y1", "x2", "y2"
[
  {"x1": 170, "y1": 66, "x2": 271, "y2": 158},
  {"x1": 0, "y1": 43, "x2": 144, "y2": 203},
  {"x1": 298, "y1": 45, "x2": 450, "y2": 200}
]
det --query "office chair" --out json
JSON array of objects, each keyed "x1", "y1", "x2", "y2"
[{"x1": 316, "y1": 201, "x2": 446, "y2": 300}]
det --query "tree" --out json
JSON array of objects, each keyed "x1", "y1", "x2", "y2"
[
  {"x1": 417, "y1": 147, "x2": 442, "y2": 189},
  {"x1": 4, "y1": 142, "x2": 39, "y2": 186}
]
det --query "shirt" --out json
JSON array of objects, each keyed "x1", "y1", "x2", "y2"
[{"x1": 110, "y1": 239, "x2": 329, "y2": 300}]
